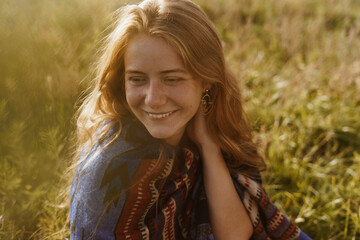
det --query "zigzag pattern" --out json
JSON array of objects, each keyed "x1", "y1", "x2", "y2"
[
  {"x1": 115, "y1": 148, "x2": 197, "y2": 240},
  {"x1": 235, "y1": 173, "x2": 305, "y2": 240},
  {"x1": 162, "y1": 197, "x2": 176, "y2": 239},
  {"x1": 138, "y1": 157, "x2": 175, "y2": 234},
  {"x1": 115, "y1": 157, "x2": 174, "y2": 239}
]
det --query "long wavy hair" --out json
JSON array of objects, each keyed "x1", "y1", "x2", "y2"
[{"x1": 73, "y1": 0, "x2": 266, "y2": 174}]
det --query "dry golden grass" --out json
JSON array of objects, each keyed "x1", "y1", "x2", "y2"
[{"x1": 0, "y1": 0, "x2": 359, "y2": 239}]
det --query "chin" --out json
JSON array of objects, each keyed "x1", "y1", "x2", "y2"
[
  {"x1": 147, "y1": 126, "x2": 182, "y2": 144},
  {"x1": 148, "y1": 130, "x2": 173, "y2": 140}
]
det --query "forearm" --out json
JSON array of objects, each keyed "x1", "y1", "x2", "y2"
[{"x1": 200, "y1": 144, "x2": 253, "y2": 240}]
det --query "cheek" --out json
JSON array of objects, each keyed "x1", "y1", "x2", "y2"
[
  {"x1": 125, "y1": 86, "x2": 140, "y2": 108},
  {"x1": 190, "y1": 91, "x2": 203, "y2": 113},
  {"x1": 179, "y1": 90, "x2": 202, "y2": 113},
  {"x1": 125, "y1": 91, "x2": 139, "y2": 108}
]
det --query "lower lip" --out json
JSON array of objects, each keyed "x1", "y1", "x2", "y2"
[{"x1": 147, "y1": 111, "x2": 177, "y2": 120}]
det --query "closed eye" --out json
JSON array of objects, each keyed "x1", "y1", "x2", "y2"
[
  {"x1": 164, "y1": 77, "x2": 184, "y2": 83},
  {"x1": 127, "y1": 76, "x2": 147, "y2": 85}
]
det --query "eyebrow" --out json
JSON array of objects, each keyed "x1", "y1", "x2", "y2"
[
  {"x1": 160, "y1": 68, "x2": 187, "y2": 74},
  {"x1": 125, "y1": 68, "x2": 187, "y2": 74}
]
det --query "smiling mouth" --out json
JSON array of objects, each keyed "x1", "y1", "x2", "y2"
[{"x1": 147, "y1": 111, "x2": 176, "y2": 119}]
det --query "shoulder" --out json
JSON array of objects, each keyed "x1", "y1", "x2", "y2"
[
  {"x1": 75, "y1": 122, "x2": 132, "y2": 176},
  {"x1": 70, "y1": 118, "x2": 172, "y2": 200},
  {"x1": 69, "y1": 120, "x2": 159, "y2": 238},
  {"x1": 71, "y1": 120, "x2": 155, "y2": 191}
]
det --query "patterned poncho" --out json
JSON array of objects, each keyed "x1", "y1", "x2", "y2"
[{"x1": 70, "y1": 120, "x2": 311, "y2": 240}]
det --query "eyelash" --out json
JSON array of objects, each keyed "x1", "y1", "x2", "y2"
[
  {"x1": 127, "y1": 77, "x2": 184, "y2": 84},
  {"x1": 165, "y1": 77, "x2": 183, "y2": 82},
  {"x1": 127, "y1": 77, "x2": 146, "y2": 85}
]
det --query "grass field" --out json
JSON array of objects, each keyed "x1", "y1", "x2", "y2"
[{"x1": 1, "y1": 0, "x2": 360, "y2": 239}]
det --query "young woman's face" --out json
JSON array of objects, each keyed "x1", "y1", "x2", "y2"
[{"x1": 124, "y1": 34, "x2": 205, "y2": 145}]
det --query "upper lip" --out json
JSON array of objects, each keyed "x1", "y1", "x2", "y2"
[{"x1": 145, "y1": 110, "x2": 176, "y2": 114}]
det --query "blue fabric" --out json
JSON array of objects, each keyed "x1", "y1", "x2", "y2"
[{"x1": 70, "y1": 120, "x2": 172, "y2": 239}]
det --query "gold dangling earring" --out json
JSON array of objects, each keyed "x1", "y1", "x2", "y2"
[{"x1": 201, "y1": 89, "x2": 213, "y2": 114}]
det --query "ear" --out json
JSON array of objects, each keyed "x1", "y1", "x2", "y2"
[{"x1": 202, "y1": 82, "x2": 212, "y2": 92}]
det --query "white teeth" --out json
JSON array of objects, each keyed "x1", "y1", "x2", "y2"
[{"x1": 148, "y1": 111, "x2": 173, "y2": 119}]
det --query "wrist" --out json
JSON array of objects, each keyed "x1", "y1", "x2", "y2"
[{"x1": 199, "y1": 142, "x2": 222, "y2": 163}]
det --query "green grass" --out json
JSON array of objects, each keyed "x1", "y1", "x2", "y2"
[{"x1": 1, "y1": 0, "x2": 359, "y2": 239}]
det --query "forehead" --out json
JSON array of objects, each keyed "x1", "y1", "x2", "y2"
[{"x1": 124, "y1": 34, "x2": 185, "y2": 71}]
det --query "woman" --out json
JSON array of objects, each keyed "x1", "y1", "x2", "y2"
[{"x1": 70, "y1": 0, "x2": 311, "y2": 239}]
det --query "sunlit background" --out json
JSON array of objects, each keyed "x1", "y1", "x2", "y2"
[{"x1": 1, "y1": 0, "x2": 360, "y2": 239}]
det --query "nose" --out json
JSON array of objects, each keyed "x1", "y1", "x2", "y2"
[{"x1": 144, "y1": 80, "x2": 167, "y2": 108}]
